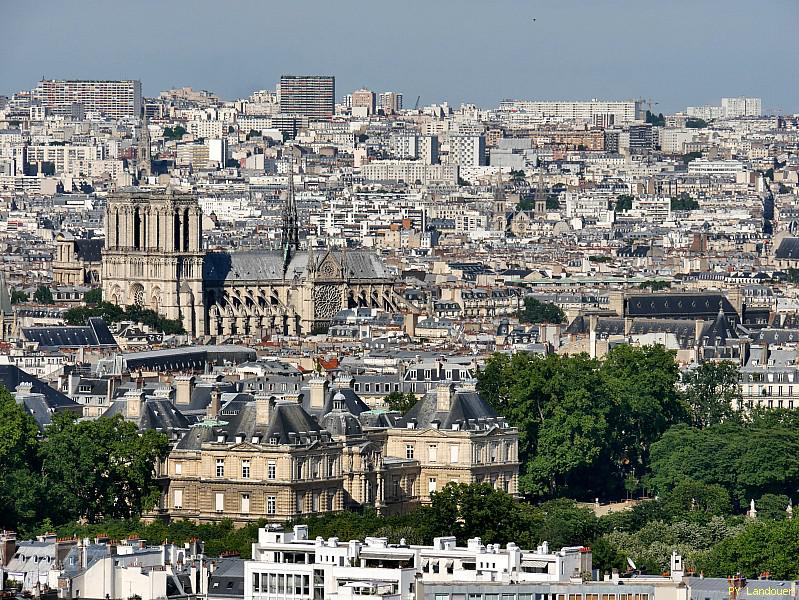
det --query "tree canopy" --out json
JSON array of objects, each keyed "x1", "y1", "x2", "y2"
[
  {"x1": 682, "y1": 361, "x2": 742, "y2": 428},
  {"x1": 517, "y1": 297, "x2": 565, "y2": 325},
  {"x1": 671, "y1": 193, "x2": 700, "y2": 211},
  {"x1": 615, "y1": 194, "x2": 634, "y2": 212},
  {"x1": 64, "y1": 301, "x2": 185, "y2": 334},
  {"x1": 477, "y1": 346, "x2": 686, "y2": 500},
  {"x1": 383, "y1": 391, "x2": 417, "y2": 415},
  {"x1": 33, "y1": 285, "x2": 54, "y2": 304}
]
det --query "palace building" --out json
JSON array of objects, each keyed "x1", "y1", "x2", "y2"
[{"x1": 101, "y1": 182, "x2": 397, "y2": 337}]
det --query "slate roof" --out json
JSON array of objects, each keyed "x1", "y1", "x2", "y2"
[
  {"x1": 175, "y1": 399, "x2": 331, "y2": 450},
  {"x1": 104, "y1": 397, "x2": 192, "y2": 433},
  {"x1": 757, "y1": 328, "x2": 799, "y2": 344},
  {"x1": 775, "y1": 237, "x2": 799, "y2": 259},
  {"x1": 21, "y1": 317, "x2": 117, "y2": 349},
  {"x1": 0, "y1": 365, "x2": 81, "y2": 429},
  {"x1": 625, "y1": 293, "x2": 737, "y2": 320},
  {"x1": 123, "y1": 345, "x2": 256, "y2": 371},
  {"x1": 203, "y1": 249, "x2": 389, "y2": 283},
  {"x1": 320, "y1": 409, "x2": 363, "y2": 436},
  {"x1": 208, "y1": 557, "x2": 245, "y2": 599},
  {"x1": 395, "y1": 388, "x2": 506, "y2": 431}
]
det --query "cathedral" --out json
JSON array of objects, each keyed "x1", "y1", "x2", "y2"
[{"x1": 101, "y1": 186, "x2": 397, "y2": 337}]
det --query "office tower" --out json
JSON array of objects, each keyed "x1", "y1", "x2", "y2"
[
  {"x1": 34, "y1": 79, "x2": 142, "y2": 119},
  {"x1": 628, "y1": 123, "x2": 654, "y2": 153},
  {"x1": 350, "y1": 88, "x2": 376, "y2": 115},
  {"x1": 278, "y1": 75, "x2": 335, "y2": 120},
  {"x1": 378, "y1": 91, "x2": 403, "y2": 114}
]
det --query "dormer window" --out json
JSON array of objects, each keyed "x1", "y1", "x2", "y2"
[{"x1": 217, "y1": 434, "x2": 225, "y2": 443}]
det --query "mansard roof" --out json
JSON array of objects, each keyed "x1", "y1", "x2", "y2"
[
  {"x1": 175, "y1": 399, "x2": 331, "y2": 450},
  {"x1": 21, "y1": 317, "x2": 117, "y2": 348},
  {"x1": 395, "y1": 388, "x2": 506, "y2": 431}
]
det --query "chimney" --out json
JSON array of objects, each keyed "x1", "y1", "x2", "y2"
[
  {"x1": 762, "y1": 341, "x2": 770, "y2": 365},
  {"x1": 740, "y1": 338, "x2": 751, "y2": 366},
  {"x1": 106, "y1": 375, "x2": 119, "y2": 405},
  {"x1": 175, "y1": 376, "x2": 196, "y2": 406},
  {"x1": 624, "y1": 317, "x2": 633, "y2": 336},
  {"x1": 309, "y1": 376, "x2": 328, "y2": 410},
  {"x1": 694, "y1": 320, "x2": 705, "y2": 345},
  {"x1": 436, "y1": 383, "x2": 453, "y2": 413},
  {"x1": 255, "y1": 394, "x2": 275, "y2": 426},
  {"x1": 404, "y1": 313, "x2": 418, "y2": 338},
  {"x1": 0, "y1": 531, "x2": 17, "y2": 567},
  {"x1": 125, "y1": 390, "x2": 145, "y2": 419},
  {"x1": 207, "y1": 386, "x2": 221, "y2": 419}
]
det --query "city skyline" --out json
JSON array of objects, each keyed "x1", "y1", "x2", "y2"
[{"x1": 2, "y1": 0, "x2": 797, "y2": 114}]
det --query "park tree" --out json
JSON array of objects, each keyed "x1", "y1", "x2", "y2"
[
  {"x1": 83, "y1": 287, "x2": 102, "y2": 305},
  {"x1": 383, "y1": 391, "x2": 417, "y2": 415},
  {"x1": 615, "y1": 194, "x2": 634, "y2": 212},
  {"x1": 0, "y1": 386, "x2": 41, "y2": 532},
  {"x1": 39, "y1": 413, "x2": 170, "y2": 523},
  {"x1": 682, "y1": 361, "x2": 742, "y2": 428},
  {"x1": 11, "y1": 289, "x2": 29, "y2": 304},
  {"x1": 517, "y1": 297, "x2": 565, "y2": 324},
  {"x1": 33, "y1": 285, "x2": 54, "y2": 304}
]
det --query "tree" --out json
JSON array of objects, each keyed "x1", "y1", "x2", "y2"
[
  {"x1": 163, "y1": 125, "x2": 186, "y2": 141},
  {"x1": 645, "y1": 111, "x2": 665, "y2": 127},
  {"x1": 10, "y1": 289, "x2": 28, "y2": 304},
  {"x1": 33, "y1": 285, "x2": 54, "y2": 304},
  {"x1": 546, "y1": 194, "x2": 560, "y2": 209},
  {"x1": 686, "y1": 118, "x2": 708, "y2": 129},
  {"x1": 648, "y1": 417, "x2": 799, "y2": 508},
  {"x1": 682, "y1": 361, "x2": 742, "y2": 428},
  {"x1": 671, "y1": 193, "x2": 699, "y2": 211},
  {"x1": 0, "y1": 386, "x2": 41, "y2": 533},
  {"x1": 83, "y1": 288, "x2": 102, "y2": 305},
  {"x1": 615, "y1": 194, "x2": 634, "y2": 212},
  {"x1": 682, "y1": 151, "x2": 702, "y2": 164},
  {"x1": 426, "y1": 483, "x2": 529, "y2": 546},
  {"x1": 39, "y1": 413, "x2": 170, "y2": 524},
  {"x1": 64, "y1": 301, "x2": 185, "y2": 334},
  {"x1": 517, "y1": 297, "x2": 565, "y2": 324},
  {"x1": 477, "y1": 346, "x2": 686, "y2": 501},
  {"x1": 659, "y1": 479, "x2": 732, "y2": 517},
  {"x1": 383, "y1": 392, "x2": 417, "y2": 415},
  {"x1": 509, "y1": 169, "x2": 526, "y2": 185},
  {"x1": 697, "y1": 518, "x2": 799, "y2": 578},
  {"x1": 755, "y1": 493, "x2": 791, "y2": 521},
  {"x1": 638, "y1": 280, "x2": 670, "y2": 291}
]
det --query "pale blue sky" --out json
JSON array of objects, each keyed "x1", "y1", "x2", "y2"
[{"x1": 2, "y1": 0, "x2": 797, "y2": 113}]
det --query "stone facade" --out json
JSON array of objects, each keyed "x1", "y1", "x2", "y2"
[{"x1": 102, "y1": 188, "x2": 397, "y2": 337}]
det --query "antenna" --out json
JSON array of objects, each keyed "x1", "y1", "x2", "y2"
[{"x1": 627, "y1": 557, "x2": 637, "y2": 571}]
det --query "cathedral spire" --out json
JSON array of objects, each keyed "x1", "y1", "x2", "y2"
[
  {"x1": 136, "y1": 106, "x2": 152, "y2": 184},
  {"x1": 282, "y1": 152, "x2": 300, "y2": 272}
]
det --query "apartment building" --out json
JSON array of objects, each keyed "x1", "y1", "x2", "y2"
[
  {"x1": 361, "y1": 161, "x2": 458, "y2": 185},
  {"x1": 244, "y1": 525, "x2": 591, "y2": 600},
  {"x1": 34, "y1": 79, "x2": 142, "y2": 119},
  {"x1": 497, "y1": 100, "x2": 643, "y2": 125},
  {"x1": 279, "y1": 75, "x2": 335, "y2": 120}
]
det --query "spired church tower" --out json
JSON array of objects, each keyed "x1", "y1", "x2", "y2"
[{"x1": 102, "y1": 188, "x2": 205, "y2": 335}]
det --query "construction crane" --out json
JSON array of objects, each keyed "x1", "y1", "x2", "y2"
[{"x1": 414, "y1": 95, "x2": 421, "y2": 110}]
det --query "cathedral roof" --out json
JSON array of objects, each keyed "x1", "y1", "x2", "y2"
[{"x1": 202, "y1": 249, "x2": 391, "y2": 283}]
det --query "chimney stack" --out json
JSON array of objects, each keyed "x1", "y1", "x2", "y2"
[
  {"x1": 175, "y1": 375, "x2": 196, "y2": 406},
  {"x1": 207, "y1": 386, "x2": 221, "y2": 419},
  {"x1": 309, "y1": 376, "x2": 328, "y2": 410},
  {"x1": 436, "y1": 383, "x2": 453, "y2": 413},
  {"x1": 255, "y1": 394, "x2": 275, "y2": 426}
]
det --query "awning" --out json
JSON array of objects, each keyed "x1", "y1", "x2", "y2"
[
  {"x1": 443, "y1": 559, "x2": 454, "y2": 568},
  {"x1": 421, "y1": 558, "x2": 430, "y2": 568},
  {"x1": 521, "y1": 559, "x2": 549, "y2": 568}
]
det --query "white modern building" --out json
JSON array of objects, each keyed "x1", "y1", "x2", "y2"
[{"x1": 245, "y1": 525, "x2": 591, "y2": 600}]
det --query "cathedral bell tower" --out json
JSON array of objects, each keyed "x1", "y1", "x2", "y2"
[{"x1": 102, "y1": 188, "x2": 205, "y2": 336}]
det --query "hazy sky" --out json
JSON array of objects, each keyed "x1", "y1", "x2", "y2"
[{"x1": 2, "y1": 0, "x2": 797, "y2": 114}]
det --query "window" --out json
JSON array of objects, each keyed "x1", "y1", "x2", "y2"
[
  {"x1": 428, "y1": 477, "x2": 437, "y2": 493},
  {"x1": 450, "y1": 444, "x2": 459, "y2": 464},
  {"x1": 327, "y1": 457, "x2": 335, "y2": 477},
  {"x1": 216, "y1": 458, "x2": 224, "y2": 477},
  {"x1": 268, "y1": 461, "x2": 276, "y2": 480},
  {"x1": 295, "y1": 460, "x2": 304, "y2": 480},
  {"x1": 173, "y1": 489, "x2": 183, "y2": 509},
  {"x1": 312, "y1": 492, "x2": 320, "y2": 512},
  {"x1": 406, "y1": 444, "x2": 415, "y2": 459},
  {"x1": 428, "y1": 444, "x2": 438, "y2": 463},
  {"x1": 215, "y1": 492, "x2": 224, "y2": 512},
  {"x1": 241, "y1": 460, "x2": 250, "y2": 479},
  {"x1": 241, "y1": 493, "x2": 250, "y2": 514},
  {"x1": 267, "y1": 495, "x2": 276, "y2": 515},
  {"x1": 296, "y1": 492, "x2": 304, "y2": 513},
  {"x1": 252, "y1": 573, "x2": 260, "y2": 594},
  {"x1": 174, "y1": 462, "x2": 182, "y2": 475}
]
